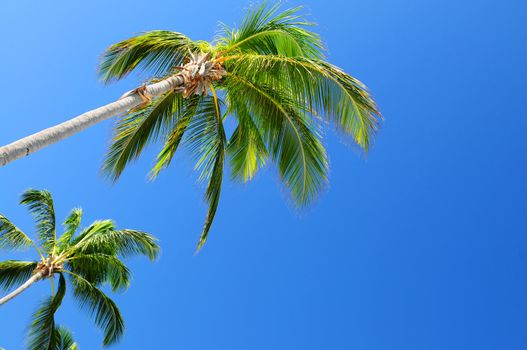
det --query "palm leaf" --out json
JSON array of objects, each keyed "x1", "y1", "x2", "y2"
[
  {"x1": 20, "y1": 189, "x2": 56, "y2": 251},
  {"x1": 218, "y1": 2, "x2": 323, "y2": 59},
  {"x1": 183, "y1": 94, "x2": 226, "y2": 251},
  {"x1": 0, "y1": 260, "x2": 38, "y2": 291},
  {"x1": 99, "y1": 30, "x2": 198, "y2": 83},
  {"x1": 27, "y1": 274, "x2": 66, "y2": 350},
  {"x1": 223, "y1": 54, "x2": 381, "y2": 150},
  {"x1": 57, "y1": 208, "x2": 82, "y2": 252},
  {"x1": 224, "y1": 74, "x2": 328, "y2": 205},
  {"x1": 66, "y1": 253, "x2": 131, "y2": 291},
  {"x1": 54, "y1": 327, "x2": 78, "y2": 350},
  {"x1": 103, "y1": 91, "x2": 184, "y2": 180},
  {"x1": 67, "y1": 271, "x2": 124, "y2": 346},
  {"x1": 0, "y1": 214, "x2": 34, "y2": 251},
  {"x1": 74, "y1": 229, "x2": 159, "y2": 261},
  {"x1": 225, "y1": 95, "x2": 268, "y2": 182}
]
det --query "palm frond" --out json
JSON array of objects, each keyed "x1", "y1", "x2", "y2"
[
  {"x1": 20, "y1": 189, "x2": 56, "y2": 251},
  {"x1": 224, "y1": 74, "x2": 328, "y2": 205},
  {"x1": 103, "y1": 91, "x2": 183, "y2": 180},
  {"x1": 218, "y1": 2, "x2": 324, "y2": 59},
  {"x1": 57, "y1": 208, "x2": 82, "y2": 252},
  {"x1": 69, "y1": 220, "x2": 116, "y2": 249},
  {"x1": 66, "y1": 253, "x2": 130, "y2": 291},
  {"x1": 0, "y1": 214, "x2": 35, "y2": 252},
  {"x1": 150, "y1": 95, "x2": 202, "y2": 178},
  {"x1": 27, "y1": 273, "x2": 66, "y2": 350},
  {"x1": 223, "y1": 54, "x2": 381, "y2": 150},
  {"x1": 74, "y1": 229, "x2": 159, "y2": 261},
  {"x1": 99, "y1": 30, "x2": 197, "y2": 83},
  {"x1": 0, "y1": 260, "x2": 38, "y2": 291},
  {"x1": 66, "y1": 271, "x2": 124, "y2": 346},
  {"x1": 54, "y1": 327, "x2": 78, "y2": 350},
  {"x1": 225, "y1": 95, "x2": 268, "y2": 182},
  {"x1": 183, "y1": 94, "x2": 226, "y2": 251}
]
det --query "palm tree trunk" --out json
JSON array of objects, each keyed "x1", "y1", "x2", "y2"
[
  {"x1": 0, "y1": 75, "x2": 185, "y2": 167},
  {"x1": 0, "y1": 270, "x2": 46, "y2": 305}
]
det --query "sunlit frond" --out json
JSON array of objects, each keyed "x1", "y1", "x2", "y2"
[
  {"x1": 0, "y1": 214, "x2": 34, "y2": 251},
  {"x1": 218, "y1": 2, "x2": 324, "y2": 59},
  {"x1": 99, "y1": 30, "x2": 198, "y2": 83},
  {"x1": 223, "y1": 54, "x2": 381, "y2": 150},
  {"x1": 74, "y1": 229, "x2": 159, "y2": 261},
  {"x1": 224, "y1": 74, "x2": 328, "y2": 205},
  {"x1": 20, "y1": 189, "x2": 56, "y2": 251},
  {"x1": 27, "y1": 274, "x2": 66, "y2": 350},
  {"x1": 225, "y1": 95, "x2": 268, "y2": 182},
  {"x1": 0, "y1": 260, "x2": 38, "y2": 291},
  {"x1": 54, "y1": 327, "x2": 78, "y2": 350},
  {"x1": 57, "y1": 208, "x2": 82, "y2": 252}
]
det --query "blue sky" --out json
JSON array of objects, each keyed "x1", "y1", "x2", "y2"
[{"x1": 1, "y1": 0, "x2": 526, "y2": 349}]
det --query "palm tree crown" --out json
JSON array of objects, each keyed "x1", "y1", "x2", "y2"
[
  {"x1": 100, "y1": 2, "x2": 382, "y2": 251},
  {"x1": 0, "y1": 189, "x2": 159, "y2": 348}
]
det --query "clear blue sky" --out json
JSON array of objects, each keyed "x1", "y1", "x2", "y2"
[{"x1": 1, "y1": 0, "x2": 526, "y2": 349}]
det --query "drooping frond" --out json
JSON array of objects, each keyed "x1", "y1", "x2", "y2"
[
  {"x1": 0, "y1": 214, "x2": 34, "y2": 251},
  {"x1": 54, "y1": 327, "x2": 78, "y2": 350},
  {"x1": 223, "y1": 54, "x2": 381, "y2": 150},
  {"x1": 225, "y1": 95, "x2": 268, "y2": 182},
  {"x1": 57, "y1": 208, "x2": 82, "y2": 252},
  {"x1": 150, "y1": 95, "x2": 202, "y2": 178},
  {"x1": 99, "y1": 30, "x2": 198, "y2": 83},
  {"x1": 74, "y1": 229, "x2": 159, "y2": 261},
  {"x1": 0, "y1": 260, "x2": 38, "y2": 291},
  {"x1": 27, "y1": 274, "x2": 66, "y2": 350},
  {"x1": 218, "y1": 2, "x2": 324, "y2": 59},
  {"x1": 20, "y1": 189, "x2": 56, "y2": 251},
  {"x1": 183, "y1": 94, "x2": 226, "y2": 251},
  {"x1": 67, "y1": 271, "x2": 124, "y2": 346},
  {"x1": 103, "y1": 92, "x2": 183, "y2": 180},
  {"x1": 66, "y1": 253, "x2": 131, "y2": 291},
  {"x1": 223, "y1": 74, "x2": 328, "y2": 205}
]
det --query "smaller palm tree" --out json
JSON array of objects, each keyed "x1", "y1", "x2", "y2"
[{"x1": 0, "y1": 189, "x2": 159, "y2": 348}]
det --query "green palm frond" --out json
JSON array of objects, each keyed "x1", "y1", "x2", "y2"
[
  {"x1": 103, "y1": 91, "x2": 184, "y2": 180},
  {"x1": 67, "y1": 271, "x2": 124, "y2": 346},
  {"x1": 183, "y1": 94, "x2": 226, "y2": 251},
  {"x1": 224, "y1": 74, "x2": 328, "y2": 205},
  {"x1": 20, "y1": 189, "x2": 56, "y2": 251},
  {"x1": 27, "y1": 274, "x2": 66, "y2": 350},
  {"x1": 0, "y1": 260, "x2": 38, "y2": 291},
  {"x1": 69, "y1": 220, "x2": 116, "y2": 248},
  {"x1": 74, "y1": 229, "x2": 159, "y2": 261},
  {"x1": 0, "y1": 214, "x2": 35, "y2": 251},
  {"x1": 57, "y1": 208, "x2": 82, "y2": 251},
  {"x1": 99, "y1": 30, "x2": 198, "y2": 83},
  {"x1": 54, "y1": 327, "x2": 78, "y2": 350},
  {"x1": 218, "y1": 2, "x2": 323, "y2": 58},
  {"x1": 223, "y1": 54, "x2": 381, "y2": 150},
  {"x1": 150, "y1": 95, "x2": 202, "y2": 178},
  {"x1": 66, "y1": 253, "x2": 131, "y2": 291},
  {"x1": 225, "y1": 96, "x2": 268, "y2": 182}
]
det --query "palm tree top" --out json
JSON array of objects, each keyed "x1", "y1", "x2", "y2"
[
  {"x1": 97, "y1": 2, "x2": 382, "y2": 252},
  {"x1": 0, "y1": 189, "x2": 159, "y2": 348}
]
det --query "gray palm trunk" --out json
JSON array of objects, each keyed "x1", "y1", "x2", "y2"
[
  {"x1": 0, "y1": 75, "x2": 185, "y2": 167},
  {"x1": 0, "y1": 270, "x2": 46, "y2": 305}
]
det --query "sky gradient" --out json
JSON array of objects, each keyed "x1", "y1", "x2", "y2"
[{"x1": 1, "y1": 0, "x2": 526, "y2": 349}]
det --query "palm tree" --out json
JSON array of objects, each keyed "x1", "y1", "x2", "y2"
[
  {"x1": 0, "y1": 3, "x2": 381, "y2": 250},
  {"x1": 0, "y1": 189, "x2": 159, "y2": 347}
]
